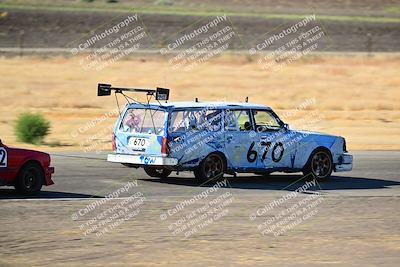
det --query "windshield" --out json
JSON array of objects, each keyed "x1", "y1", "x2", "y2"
[{"x1": 119, "y1": 108, "x2": 166, "y2": 135}]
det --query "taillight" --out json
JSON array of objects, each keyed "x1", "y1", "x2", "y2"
[
  {"x1": 161, "y1": 137, "x2": 169, "y2": 155},
  {"x1": 342, "y1": 138, "x2": 347, "y2": 153},
  {"x1": 112, "y1": 133, "x2": 116, "y2": 151}
]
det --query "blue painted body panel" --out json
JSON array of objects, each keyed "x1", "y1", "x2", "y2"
[{"x1": 112, "y1": 102, "x2": 349, "y2": 173}]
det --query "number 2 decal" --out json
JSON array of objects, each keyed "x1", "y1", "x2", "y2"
[{"x1": 0, "y1": 147, "x2": 7, "y2": 168}]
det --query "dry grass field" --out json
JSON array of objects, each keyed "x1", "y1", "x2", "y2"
[{"x1": 0, "y1": 54, "x2": 399, "y2": 152}]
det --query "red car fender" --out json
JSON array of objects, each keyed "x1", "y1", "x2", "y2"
[{"x1": 0, "y1": 144, "x2": 54, "y2": 186}]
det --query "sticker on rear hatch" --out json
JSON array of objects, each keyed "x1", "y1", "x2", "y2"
[{"x1": 128, "y1": 137, "x2": 149, "y2": 151}]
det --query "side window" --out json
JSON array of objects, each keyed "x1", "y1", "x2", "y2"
[
  {"x1": 225, "y1": 110, "x2": 253, "y2": 131},
  {"x1": 252, "y1": 110, "x2": 281, "y2": 132},
  {"x1": 202, "y1": 110, "x2": 222, "y2": 131},
  {"x1": 170, "y1": 109, "x2": 222, "y2": 133}
]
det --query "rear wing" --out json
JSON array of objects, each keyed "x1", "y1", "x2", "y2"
[{"x1": 97, "y1": 83, "x2": 170, "y2": 101}]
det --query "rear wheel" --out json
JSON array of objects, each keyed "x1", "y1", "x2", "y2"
[
  {"x1": 194, "y1": 153, "x2": 225, "y2": 182},
  {"x1": 143, "y1": 166, "x2": 172, "y2": 179},
  {"x1": 303, "y1": 150, "x2": 332, "y2": 179},
  {"x1": 15, "y1": 162, "x2": 44, "y2": 195}
]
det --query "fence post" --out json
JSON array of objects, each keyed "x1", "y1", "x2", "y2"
[{"x1": 19, "y1": 30, "x2": 25, "y2": 57}]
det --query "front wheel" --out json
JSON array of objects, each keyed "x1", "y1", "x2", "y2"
[
  {"x1": 143, "y1": 166, "x2": 172, "y2": 179},
  {"x1": 303, "y1": 150, "x2": 333, "y2": 179},
  {"x1": 15, "y1": 162, "x2": 44, "y2": 195},
  {"x1": 194, "y1": 153, "x2": 225, "y2": 182}
]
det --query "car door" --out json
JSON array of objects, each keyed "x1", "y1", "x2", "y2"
[
  {"x1": 251, "y1": 109, "x2": 295, "y2": 170},
  {"x1": 224, "y1": 109, "x2": 259, "y2": 171},
  {"x1": 169, "y1": 108, "x2": 224, "y2": 166}
]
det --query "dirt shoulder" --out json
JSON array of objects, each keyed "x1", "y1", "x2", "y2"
[{"x1": 0, "y1": 54, "x2": 399, "y2": 151}]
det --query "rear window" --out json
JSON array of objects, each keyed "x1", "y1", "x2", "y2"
[{"x1": 119, "y1": 108, "x2": 166, "y2": 135}]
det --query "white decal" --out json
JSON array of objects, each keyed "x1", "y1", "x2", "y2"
[
  {"x1": 128, "y1": 137, "x2": 149, "y2": 151},
  {"x1": 0, "y1": 147, "x2": 7, "y2": 168}
]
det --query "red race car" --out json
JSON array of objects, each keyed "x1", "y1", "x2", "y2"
[{"x1": 0, "y1": 139, "x2": 54, "y2": 195}]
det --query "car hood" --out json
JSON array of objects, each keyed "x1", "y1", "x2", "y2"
[
  {"x1": 5, "y1": 146, "x2": 51, "y2": 163},
  {"x1": 7, "y1": 146, "x2": 49, "y2": 156},
  {"x1": 292, "y1": 129, "x2": 337, "y2": 137},
  {"x1": 288, "y1": 129, "x2": 341, "y2": 144}
]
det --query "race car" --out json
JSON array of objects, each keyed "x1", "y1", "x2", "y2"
[
  {"x1": 99, "y1": 84, "x2": 353, "y2": 181},
  {"x1": 0, "y1": 139, "x2": 54, "y2": 194}
]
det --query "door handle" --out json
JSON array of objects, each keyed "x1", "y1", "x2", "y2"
[
  {"x1": 226, "y1": 135, "x2": 233, "y2": 142},
  {"x1": 173, "y1": 136, "x2": 184, "y2": 143}
]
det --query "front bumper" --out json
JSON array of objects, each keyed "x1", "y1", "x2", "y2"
[
  {"x1": 334, "y1": 154, "x2": 353, "y2": 172},
  {"x1": 107, "y1": 154, "x2": 178, "y2": 166},
  {"x1": 45, "y1": 166, "x2": 55, "y2": 185}
]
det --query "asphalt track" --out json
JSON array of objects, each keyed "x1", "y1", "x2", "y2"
[
  {"x1": 0, "y1": 151, "x2": 399, "y2": 266},
  {"x1": 1, "y1": 151, "x2": 398, "y2": 199}
]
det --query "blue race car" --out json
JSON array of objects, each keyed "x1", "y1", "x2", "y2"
[{"x1": 99, "y1": 84, "x2": 353, "y2": 181}]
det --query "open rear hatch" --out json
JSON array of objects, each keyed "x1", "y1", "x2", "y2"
[
  {"x1": 115, "y1": 106, "x2": 168, "y2": 156},
  {"x1": 98, "y1": 83, "x2": 176, "y2": 166}
]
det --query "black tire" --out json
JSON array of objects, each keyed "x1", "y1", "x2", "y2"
[
  {"x1": 14, "y1": 162, "x2": 44, "y2": 195},
  {"x1": 194, "y1": 153, "x2": 225, "y2": 182},
  {"x1": 303, "y1": 149, "x2": 333, "y2": 179},
  {"x1": 143, "y1": 166, "x2": 172, "y2": 178}
]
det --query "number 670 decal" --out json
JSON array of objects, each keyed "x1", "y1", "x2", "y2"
[
  {"x1": 0, "y1": 147, "x2": 7, "y2": 168},
  {"x1": 247, "y1": 142, "x2": 284, "y2": 163}
]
